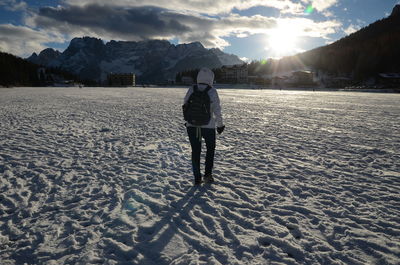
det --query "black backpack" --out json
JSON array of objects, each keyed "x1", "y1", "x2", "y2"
[{"x1": 183, "y1": 84, "x2": 212, "y2": 126}]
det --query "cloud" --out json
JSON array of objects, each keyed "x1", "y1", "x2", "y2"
[
  {"x1": 62, "y1": 0, "x2": 305, "y2": 15},
  {"x1": 301, "y1": 0, "x2": 338, "y2": 11},
  {"x1": 27, "y1": 4, "x2": 278, "y2": 48},
  {"x1": 0, "y1": 24, "x2": 65, "y2": 57},
  {"x1": 30, "y1": 5, "x2": 190, "y2": 39},
  {"x1": 0, "y1": 0, "x2": 27, "y2": 11},
  {"x1": 322, "y1": 10, "x2": 335, "y2": 17},
  {"x1": 26, "y1": 3, "x2": 340, "y2": 50},
  {"x1": 0, "y1": 1, "x2": 342, "y2": 58},
  {"x1": 343, "y1": 24, "x2": 361, "y2": 35},
  {"x1": 276, "y1": 17, "x2": 341, "y2": 38}
]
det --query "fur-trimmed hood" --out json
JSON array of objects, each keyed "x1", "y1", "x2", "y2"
[{"x1": 197, "y1": 67, "x2": 214, "y2": 86}]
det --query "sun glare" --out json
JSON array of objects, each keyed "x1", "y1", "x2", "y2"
[{"x1": 266, "y1": 22, "x2": 299, "y2": 58}]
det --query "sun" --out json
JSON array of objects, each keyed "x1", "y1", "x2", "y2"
[{"x1": 266, "y1": 23, "x2": 299, "y2": 58}]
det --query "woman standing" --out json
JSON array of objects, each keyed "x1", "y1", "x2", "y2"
[{"x1": 183, "y1": 68, "x2": 225, "y2": 185}]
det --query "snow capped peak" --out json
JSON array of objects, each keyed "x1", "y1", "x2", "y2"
[
  {"x1": 70, "y1": 37, "x2": 104, "y2": 49},
  {"x1": 139, "y1": 39, "x2": 171, "y2": 50},
  {"x1": 190, "y1": 41, "x2": 204, "y2": 48},
  {"x1": 69, "y1": 37, "x2": 87, "y2": 49},
  {"x1": 39, "y1": 48, "x2": 60, "y2": 57},
  {"x1": 29, "y1": 37, "x2": 243, "y2": 82},
  {"x1": 27, "y1": 48, "x2": 60, "y2": 65},
  {"x1": 210, "y1": 48, "x2": 243, "y2": 66},
  {"x1": 176, "y1": 42, "x2": 204, "y2": 50}
]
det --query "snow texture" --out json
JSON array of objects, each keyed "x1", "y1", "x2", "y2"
[{"x1": 0, "y1": 87, "x2": 399, "y2": 265}]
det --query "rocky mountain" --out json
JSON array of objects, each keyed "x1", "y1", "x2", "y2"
[
  {"x1": 28, "y1": 48, "x2": 61, "y2": 66},
  {"x1": 27, "y1": 37, "x2": 243, "y2": 83}
]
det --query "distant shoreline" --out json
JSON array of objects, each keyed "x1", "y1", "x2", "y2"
[
  {"x1": 2, "y1": 85, "x2": 399, "y2": 94},
  {"x1": 159, "y1": 85, "x2": 400, "y2": 94}
]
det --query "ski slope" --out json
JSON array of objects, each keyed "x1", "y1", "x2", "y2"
[{"x1": 0, "y1": 87, "x2": 399, "y2": 264}]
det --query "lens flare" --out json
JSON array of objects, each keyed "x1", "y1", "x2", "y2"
[
  {"x1": 261, "y1": 59, "x2": 268, "y2": 65},
  {"x1": 305, "y1": 5, "x2": 314, "y2": 14}
]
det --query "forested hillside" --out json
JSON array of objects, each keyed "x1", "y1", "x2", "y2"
[
  {"x1": 248, "y1": 5, "x2": 400, "y2": 81},
  {"x1": 0, "y1": 51, "x2": 40, "y2": 86},
  {"x1": 299, "y1": 8, "x2": 400, "y2": 79}
]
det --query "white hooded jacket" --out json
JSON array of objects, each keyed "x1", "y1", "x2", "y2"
[{"x1": 183, "y1": 68, "x2": 224, "y2": 129}]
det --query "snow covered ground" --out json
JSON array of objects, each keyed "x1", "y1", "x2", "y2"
[{"x1": 0, "y1": 87, "x2": 399, "y2": 265}]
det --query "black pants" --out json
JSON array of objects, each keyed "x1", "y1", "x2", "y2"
[{"x1": 186, "y1": 127, "x2": 216, "y2": 180}]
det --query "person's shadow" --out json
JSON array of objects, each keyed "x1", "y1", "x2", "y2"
[{"x1": 133, "y1": 185, "x2": 208, "y2": 264}]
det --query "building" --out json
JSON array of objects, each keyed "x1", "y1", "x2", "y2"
[
  {"x1": 290, "y1": 71, "x2": 314, "y2": 85},
  {"x1": 248, "y1": 76, "x2": 271, "y2": 86},
  {"x1": 181, "y1": 76, "x2": 194, "y2": 85},
  {"x1": 220, "y1": 64, "x2": 248, "y2": 84},
  {"x1": 108, "y1": 73, "x2": 135, "y2": 87},
  {"x1": 271, "y1": 76, "x2": 287, "y2": 88},
  {"x1": 325, "y1": 77, "x2": 353, "y2": 88}
]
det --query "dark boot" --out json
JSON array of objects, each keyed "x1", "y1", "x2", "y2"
[
  {"x1": 194, "y1": 175, "x2": 203, "y2": 185},
  {"x1": 203, "y1": 174, "x2": 214, "y2": 183}
]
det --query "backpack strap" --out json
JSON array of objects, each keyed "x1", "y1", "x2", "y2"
[{"x1": 195, "y1": 84, "x2": 212, "y2": 93}]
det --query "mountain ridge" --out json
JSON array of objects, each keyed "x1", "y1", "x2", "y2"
[{"x1": 28, "y1": 37, "x2": 243, "y2": 83}]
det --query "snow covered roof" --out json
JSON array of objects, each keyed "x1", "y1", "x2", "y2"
[{"x1": 221, "y1": 63, "x2": 247, "y2": 69}]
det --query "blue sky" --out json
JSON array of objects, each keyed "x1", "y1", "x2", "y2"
[{"x1": 0, "y1": 0, "x2": 399, "y2": 60}]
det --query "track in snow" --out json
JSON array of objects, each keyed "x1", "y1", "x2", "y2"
[{"x1": 0, "y1": 87, "x2": 399, "y2": 264}]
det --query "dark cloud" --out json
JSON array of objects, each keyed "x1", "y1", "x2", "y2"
[{"x1": 34, "y1": 4, "x2": 192, "y2": 39}]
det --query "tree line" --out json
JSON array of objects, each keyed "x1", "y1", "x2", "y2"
[
  {"x1": 0, "y1": 51, "x2": 40, "y2": 86},
  {"x1": 0, "y1": 51, "x2": 97, "y2": 87},
  {"x1": 176, "y1": 68, "x2": 224, "y2": 83}
]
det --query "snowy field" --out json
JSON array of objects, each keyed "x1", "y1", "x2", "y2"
[{"x1": 0, "y1": 87, "x2": 399, "y2": 265}]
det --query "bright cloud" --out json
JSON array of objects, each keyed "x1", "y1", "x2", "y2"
[
  {"x1": 0, "y1": 0, "x2": 343, "y2": 58},
  {"x1": 344, "y1": 24, "x2": 361, "y2": 35},
  {"x1": 24, "y1": 3, "x2": 340, "y2": 51},
  {"x1": 0, "y1": 24, "x2": 65, "y2": 57},
  {"x1": 280, "y1": 17, "x2": 341, "y2": 38}
]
